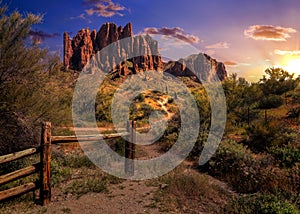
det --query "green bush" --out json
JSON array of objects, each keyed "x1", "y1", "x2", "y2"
[
  {"x1": 112, "y1": 138, "x2": 126, "y2": 156},
  {"x1": 232, "y1": 107, "x2": 259, "y2": 125},
  {"x1": 63, "y1": 178, "x2": 107, "y2": 198},
  {"x1": 205, "y1": 140, "x2": 262, "y2": 193},
  {"x1": 205, "y1": 140, "x2": 300, "y2": 195},
  {"x1": 244, "y1": 122, "x2": 294, "y2": 153},
  {"x1": 63, "y1": 154, "x2": 95, "y2": 169},
  {"x1": 287, "y1": 107, "x2": 300, "y2": 119},
  {"x1": 224, "y1": 194, "x2": 299, "y2": 214},
  {"x1": 258, "y1": 94, "x2": 283, "y2": 109},
  {"x1": 269, "y1": 146, "x2": 300, "y2": 168},
  {"x1": 50, "y1": 158, "x2": 72, "y2": 187}
]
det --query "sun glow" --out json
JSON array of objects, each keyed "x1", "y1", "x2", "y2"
[{"x1": 283, "y1": 57, "x2": 300, "y2": 76}]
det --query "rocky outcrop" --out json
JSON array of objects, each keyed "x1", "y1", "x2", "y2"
[
  {"x1": 63, "y1": 22, "x2": 163, "y2": 73},
  {"x1": 63, "y1": 32, "x2": 73, "y2": 70},
  {"x1": 64, "y1": 22, "x2": 227, "y2": 82},
  {"x1": 164, "y1": 53, "x2": 227, "y2": 82}
]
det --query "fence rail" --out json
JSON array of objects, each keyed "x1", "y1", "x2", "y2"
[
  {"x1": 51, "y1": 132, "x2": 130, "y2": 143},
  {"x1": 0, "y1": 122, "x2": 51, "y2": 205},
  {"x1": 0, "y1": 120, "x2": 137, "y2": 205},
  {"x1": 51, "y1": 121, "x2": 137, "y2": 176},
  {"x1": 0, "y1": 148, "x2": 38, "y2": 165}
]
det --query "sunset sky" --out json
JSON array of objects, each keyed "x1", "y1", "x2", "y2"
[{"x1": 8, "y1": 0, "x2": 300, "y2": 82}]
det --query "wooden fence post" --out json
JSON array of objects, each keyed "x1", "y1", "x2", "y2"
[
  {"x1": 125, "y1": 121, "x2": 136, "y2": 176},
  {"x1": 40, "y1": 122, "x2": 51, "y2": 205},
  {"x1": 130, "y1": 121, "x2": 136, "y2": 172}
]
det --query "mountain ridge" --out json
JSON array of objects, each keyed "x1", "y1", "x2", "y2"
[{"x1": 63, "y1": 22, "x2": 227, "y2": 82}]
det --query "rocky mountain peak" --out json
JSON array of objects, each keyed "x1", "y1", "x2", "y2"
[
  {"x1": 164, "y1": 53, "x2": 227, "y2": 82},
  {"x1": 63, "y1": 22, "x2": 227, "y2": 82}
]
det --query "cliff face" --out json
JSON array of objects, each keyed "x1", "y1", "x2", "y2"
[
  {"x1": 164, "y1": 53, "x2": 227, "y2": 82},
  {"x1": 63, "y1": 22, "x2": 163, "y2": 73},
  {"x1": 64, "y1": 22, "x2": 227, "y2": 81}
]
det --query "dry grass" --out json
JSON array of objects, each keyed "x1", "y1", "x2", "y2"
[{"x1": 149, "y1": 164, "x2": 234, "y2": 213}]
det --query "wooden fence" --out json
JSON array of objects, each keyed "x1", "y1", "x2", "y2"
[
  {"x1": 0, "y1": 120, "x2": 137, "y2": 205},
  {"x1": 51, "y1": 120, "x2": 137, "y2": 176},
  {"x1": 0, "y1": 122, "x2": 51, "y2": 205}
]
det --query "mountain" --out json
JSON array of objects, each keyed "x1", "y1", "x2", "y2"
[
  {"x1": 64, "y1": 22, "x2": 133, "y2": 71},
  {"x1": 164, "y1": 53, "x2": 227, "y2": 82},
  {"x1": 63, "y1": 22, "x2": 227, "y2": 82}
]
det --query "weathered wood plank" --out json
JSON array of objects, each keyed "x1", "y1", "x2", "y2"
[
  {"x1": 40, "y1": 122, "x2": 51, "y2": 206},
  {"x1": 125, "y1": 121, "x2": 136, "y2": 176},
  {"x1": 0, "y1": 182, "x2": 37, "y2": 202},
  {"x1": 125, "y1": 122, "x2": 131, "y2": 175},
  {"x1": 0, "y1": 148, "x2": 37, "y2": 165},
  {"x1": 0, "y1": 164, "x2": 39, "y2": 186},
  {"x1": 51, "y1": 132, "x2": 130, "y2": 143}
]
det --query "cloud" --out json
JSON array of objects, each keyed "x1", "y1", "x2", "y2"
[
  {"x1": 70, "y1": 13, "x2": 86, "y2": 20},
  {"x1": 224, "y1": 61, "x2": 237, "y2": 67},
  {"x1": 206, "y1": 42, "x2": 229, "y2": 49},
  {"x1": 143, "y1": 27, "x2": 199, "y2": 44},
  {"x1": 84, "y1": 0, "x2": 127, "y2": 17},
  {"x1": 224, "y1": 61, "x2": 250, "y2": 67},
  {"x1": 205, "y1": 50, "x2": 215, "y2": 56},
  {"x1": 274, "y1": 49, "x2": 300, "y2": 55},
  {"x1": 29, "y1": 30, "x2": 60, "y2": 44},
  {"x1": 244, "y1": 25, "x2": 296, "y2": 41}
]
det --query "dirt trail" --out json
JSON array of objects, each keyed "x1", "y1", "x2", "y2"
[
  {"x1": 157, "y1": 96, "x2": 174, "y2": 121},
  {"x1": 1, "y1": 137, "x2": 235, "y2": 214},
  {"x1": 43, "y1": 181, "x2": 161, "y2": 214},
  {"x1": 33, "y1": 98, "x2": 236, "y2": 214}
]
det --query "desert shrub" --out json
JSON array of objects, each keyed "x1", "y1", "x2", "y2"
[
  {"x1": 269, "y1": 146, "x2": 300, "y2": 168},
  {"x1": 0, "y1": 110, "x2": 39, "y2": 156},
  {"x1": 291, "y1": 93, "x2": 300, "y2": 104},
  {"x1": 63, "y1": 178, "x2": 107, "y2": 198},
  {"x1": 291, "y1": 83, "x2": 300, "y2": 104},
  {"x1": 159, "y1": 114, "x2": 180, "y2": 151},
  {"x1": 205, "y1": 140, "x2": 263, "y2": 193},
  {"x1": 135, "y1": 93, "x2": 144, "y2": 102},
  {"x1": 160, "y1": 132, "x2": 178, "y2": 151},
  {"x1": 63, "y1": 154, "x2": 95, "y2": 169},
  {"x1": 224, "y1": 194, "x2": 299, "y2": 214},
  {"x1": 287, "y1": 107, "x2": 300, "y2": 119},
  {"x1": 232, "y1": 107, "x2": 259, "y2": 125},
  {"x1": 258, "y1": 94, "x2": 283, "y2": 109},
  {"x1": 206, "y1": 141, "x2": 299, "y2": 195},
  {"x1": 246, "y1": 163, "x2": 299, "y2": 199},
  {"x1": 50, "y1": 158, "x2": 72, "y2": 187},
  {"x1": 129, "y1": 103, "x2": 153, "y2": 121},
  {"x1": 111, "y1": 138, "x2": 126, "y2": 156},
  {"x1": 244, "y1": 122, "x2": 294, "y2": 153},
  {"x1": 189, "y1": 131, "x2": 209, "y2": 159},
  {"x1": 156, "y1": 165, "x2": 232, "y2": 213}
]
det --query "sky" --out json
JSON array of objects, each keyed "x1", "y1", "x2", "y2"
[{"x1": 6, "y1": 0, "x2": 300, "y2": 82}]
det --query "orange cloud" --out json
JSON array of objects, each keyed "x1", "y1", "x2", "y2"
[
  {"x1": 224, "y1": 61, "x2": 250, "y2": 67},
  {"x1": 244, "y1": 25, "x2": 296, "y2": 41},
  {"x1": 84, "y1": 0, "x2": 126, "y2": 17},
  {"x1": 274, "y1": 49, "x2": 300, "y2": 55},
  {"x1": 143, "y1": 27, "x2": 199, "y2": 44},
  {"x1": 224, "y1": 61, "x2": 237, "y2": 67},
  {"x1": 206, "y1": 42, "x2": 229, "y2": 49}
]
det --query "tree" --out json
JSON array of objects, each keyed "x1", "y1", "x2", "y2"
[
  {"x1": 0, "y1": 4, "x2": 74, "y2": 155},
  {"x1": 0, "y1": 6, "x2": 47, "y2": 93},
  {"x1": 259, "y1": 67, "x2": 298, "y2": 95}
]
